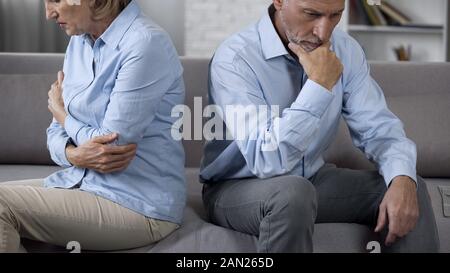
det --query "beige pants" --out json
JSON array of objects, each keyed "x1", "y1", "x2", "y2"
[{"x1": 0, "y1": 179, "x2": 178, "y2": 253}]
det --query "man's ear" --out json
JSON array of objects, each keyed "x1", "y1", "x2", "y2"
[{"x1": 273, "y1": 0, "x2": 284, "y2": 11}]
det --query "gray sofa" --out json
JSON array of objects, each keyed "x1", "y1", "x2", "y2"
[{"x1": 0, "y1": 53, "x2": 449, "y2": 253}]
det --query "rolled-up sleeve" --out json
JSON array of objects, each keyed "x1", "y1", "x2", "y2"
[{"x1": 46, "y1": 119, "x2": 73, "y2": 168}]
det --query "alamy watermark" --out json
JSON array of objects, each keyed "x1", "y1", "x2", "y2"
[
  {"x1": 65, "y1": 240, "x2": 382, "y2": 253},
  {"x1": 171, "y1": 97, "x2": 281, "y2": 152}
]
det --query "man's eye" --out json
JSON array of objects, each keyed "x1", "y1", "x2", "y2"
[{"x1": 305, "y1": 13, "x2": 320, "y2": 18}]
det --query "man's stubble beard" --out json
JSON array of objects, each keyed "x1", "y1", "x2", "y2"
[{"x1": 279, "y1": 5, "x2": 322, "y2": 52}]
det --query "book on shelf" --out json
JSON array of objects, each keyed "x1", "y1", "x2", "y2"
[
  {"x1": 352, "y1": 0, "x2": 389, "y2": 26},
  {"x1": 350, "y1": 0, "x2": 431, "y2": 28},
  {"x1": 349, "y1": 0, "x2": 370, "y2": 25},
  {"x1": 378, "y1": 1, "x2": 412, "y2": 26},
  {"x1": 372, "y1": 6, "x2": 388, "y2": 26},
  {"x1": 362, "y1": 0, "x2": 382, "y2": 25}
]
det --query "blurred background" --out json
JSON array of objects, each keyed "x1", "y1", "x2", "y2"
[{"x1": 0, "y1": 0, "x2": 448, "y2": 61}]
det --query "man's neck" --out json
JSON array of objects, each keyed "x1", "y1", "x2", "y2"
[{"x1": 268, "y1": 4, "x2": 297, "y2": 60}]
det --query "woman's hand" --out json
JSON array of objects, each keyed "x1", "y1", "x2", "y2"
[
  {"x1": 48, "y1": 71, "x2": 67, "y2": 126},
  {"x1": 66, "y1": 133, "x2": 138, "y2": 174}
]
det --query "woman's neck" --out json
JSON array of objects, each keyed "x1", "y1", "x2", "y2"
[{"x1": 89, "y1": 16, "x2": 116, "y2": 41}]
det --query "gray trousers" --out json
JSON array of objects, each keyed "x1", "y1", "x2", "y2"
[{"x1": 202, "y1": 164, "x2": 440, "y2": 253}]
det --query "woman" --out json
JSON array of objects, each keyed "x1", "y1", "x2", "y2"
[{"x1": 0, "y1": 0, "x2": 186, "y2": 252}]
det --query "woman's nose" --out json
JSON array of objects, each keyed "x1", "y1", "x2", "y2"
[{"x1": 45, "y1": 7, "x2": 57, "y2": 20}]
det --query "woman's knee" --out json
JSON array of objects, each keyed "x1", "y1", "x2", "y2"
[{"x1": 0, "y1": 187, "x2": 16, "y2": 226}]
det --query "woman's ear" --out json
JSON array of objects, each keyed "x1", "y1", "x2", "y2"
[{"x1": 88, "y1": 0, "x2": 96, "y2": 9}]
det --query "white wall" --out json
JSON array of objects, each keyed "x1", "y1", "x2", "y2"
[
  {"x1": 137, "y1": 0, "x2": 185, "y2": 55},
  {"x1": 185, "y1": 0, "x2": 271, "y2": 57}
]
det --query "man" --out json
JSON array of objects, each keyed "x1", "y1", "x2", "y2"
[{"x1": 200, "y1": 0, "x2": 439, "y2": 253}]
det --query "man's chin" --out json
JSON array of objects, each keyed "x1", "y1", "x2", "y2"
[{"x1": 300, "y1": 42, "x2": 321, "y2": 52}]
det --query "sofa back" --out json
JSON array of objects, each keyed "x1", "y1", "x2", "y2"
[
  {"x1": 0, "y1": 53, "x2": 64, "y2": 165},
  {"x1": 0, "y1": 53, "x2": 449, "y2": 177}
]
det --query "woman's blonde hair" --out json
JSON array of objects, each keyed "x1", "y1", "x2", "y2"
[{"x1": 90, "y1": 0, "x2": 132, "y2": 21}]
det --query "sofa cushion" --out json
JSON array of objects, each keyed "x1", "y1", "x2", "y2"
[
  {"x1": 426, "y1": 179, "x2": 450, "y2": 253},
  {"x1": 180, "y1": 58, "x2": 209, "y2": 168},
  {"x1": 0, "y1": 165, "x2": 61, "y2": 183}
]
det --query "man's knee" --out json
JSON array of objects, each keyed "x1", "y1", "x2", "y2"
[{"x1": 268, "y1": 176, "x2": 317, "y2": 223}]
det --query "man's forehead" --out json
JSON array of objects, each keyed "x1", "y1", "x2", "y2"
[{"x1": 295, "y1": 0, "x2": 346, "y2": 12}]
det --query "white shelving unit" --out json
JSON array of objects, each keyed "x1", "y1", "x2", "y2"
[{"x1": 339, "y1": 0, "x2": 450, "y2": 62}]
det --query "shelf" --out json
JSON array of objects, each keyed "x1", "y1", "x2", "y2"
[{"x1": 348, "y1": 24, "x2": 444, "y2": 34}]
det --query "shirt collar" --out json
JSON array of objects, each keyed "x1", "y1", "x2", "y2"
[
  {"x1": 258, "y1": 5, "x2": 290, "y2": 60},
  {"x1": 83, "y1": 0, "x2": 140, "y2": 49}
]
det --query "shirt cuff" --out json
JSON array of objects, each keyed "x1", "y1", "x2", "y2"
[
  {"x1": 292, "y1": 79, "x2": 335, "y2": 118},
  {"x1": 55, "y1": 136, "x2": 73, "y2": 168},
  {"x1": 65, "y1": 114, "x2": 84, "y2": 146},
  {"x1": 381, "y1": 160, "x2": 418, "y2": 187}
]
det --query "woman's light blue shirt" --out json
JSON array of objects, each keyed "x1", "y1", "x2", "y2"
[{"x1": 45, "y1": 1, "x2": 186, "y2": 224}]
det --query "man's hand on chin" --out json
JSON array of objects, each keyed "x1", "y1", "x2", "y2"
[
  {"x1": 288, "y1": 41, "x2": 343, "y2": 91},
  {"x1": 375, "y1": 176, "x2": 419, "y2": 246}
]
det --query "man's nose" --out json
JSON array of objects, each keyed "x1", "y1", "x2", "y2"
[{"x1": 313, "y1": 18, "x2": 334, "y2": 43}]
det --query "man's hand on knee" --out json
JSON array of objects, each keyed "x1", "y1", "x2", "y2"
[{"x1": 375, "y1": 176, "x2": 419, "y2": 246}]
